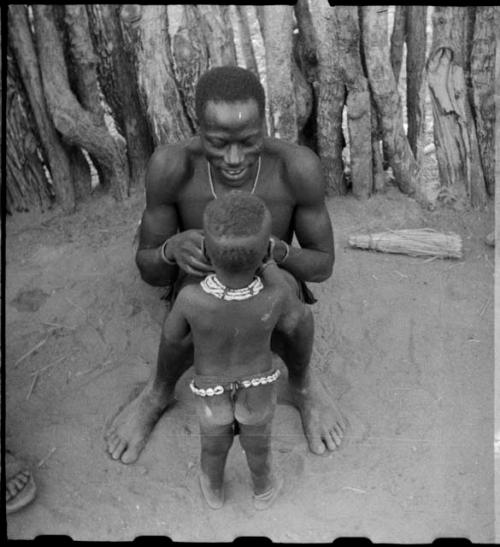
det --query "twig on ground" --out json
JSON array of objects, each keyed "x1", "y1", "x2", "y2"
[
  {"x1": 478, "y1": 298, "x2": 491, "y2": 317},
  {"x1": 342, "y1": 486, "x2": 367, "y2": 494},
  {"x1": 14, "y1": 337, "x2": 48, "y2": 367},
  {"x1": 37, "y1": 447, "x2": 56, "y2": 468},
  {"x1": 26, "y1": 372, "x2": 39, "y2": 400},
  {"x1": 42, "y1": 321, "x2": 76, "y2": 331},
  {"x1": 394, "y1": 270, "x2": 409, "y2": 278},
  {"x1": 31, "y1": 354, "x2": 67, "y2": 376},
  {"x1": 65, "y1": 297, "x2": 87, "y2": 318},
  {"x1": 75, "y1": 359, "x2": 112, "y2": 377}
]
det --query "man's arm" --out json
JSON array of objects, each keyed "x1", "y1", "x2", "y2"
[
  {"x1": 162, "y1": 290, "x2": 191, "y2": 348},
  {"x1": 274, "y1": 285, "x2": 314, "y2": 367},
  {"x1": 274, "y1": 146, "x2": 334, "y2": 283},
  {"x1": 136, "y1": 145, "x2": 212, "y2": 286}
]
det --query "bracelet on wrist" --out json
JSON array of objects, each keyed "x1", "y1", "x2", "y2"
[
  {"x1": 160, "y1": 239, "x2": 176, "y2": 265},
  {"x1": 277, "y1": 240, "x2": 290, "y2": 264}
]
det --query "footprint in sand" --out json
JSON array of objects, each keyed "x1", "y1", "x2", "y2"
[{"x1": 11, "y1": 287, "x2": 50, "y2": 312}]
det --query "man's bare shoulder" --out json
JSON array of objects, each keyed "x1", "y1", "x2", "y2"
[
  {"x1": 264, "y1": 138, "x2": 325, "y2": 203},
  {"x1": 145, "y1": 138, "x2": 203, "y2": 204}
]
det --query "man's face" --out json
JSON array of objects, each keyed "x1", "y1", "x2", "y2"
[{"x1": 199, "y1": 99, "x2": 264, "y2": 187}]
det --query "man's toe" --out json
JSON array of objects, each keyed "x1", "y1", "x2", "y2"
[
  {"x1": 309, "y1": 437, "x2": 326, "y2": 455},
  {"x1": 111, "y1": 439, "x2": 127, "y2": 460},
  {"x1": 106, "y1": 434, "x2": 120, "y2": 454},
  {"x1": 121, "y1": 445, "x2": 140, "y2": 464},
  {"x1": 334, "y1": 424, "x2": 344, "y2": 440}
]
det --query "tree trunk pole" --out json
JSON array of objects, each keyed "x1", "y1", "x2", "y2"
[
  {"x1": 307, "y1": 0, "x2": 346, "y2": 195},
  {"x1": 390, "y1": 5, "x2": 407, "y2": 84},
  {"x1": 121, "y1": 5, "x2": 192, "y2": 146},
  {"x1": 7, "y1": 53, "x2": 53, "y2": 213},
  {"x1": 167, "y1": 5, "x2": 208, "y2": 132},
  {"x1": 333, "y1": 6, "x2": 372, "y2": 199},
  {"x1": 196, "y1": 5, "x2": 237, "y2": 68},
  {"x1": 32, "y1": 5, "x2": 129, "y2": 201},
  {"x1": 8, "y1": 4, "x2": 75, "y2": 213},
  {"x1": 406, "y1": 6, "x2": 428, "y2": 160},
  {"x1": 87, "y1": 5, "x2": 153, "y2": 188},
  {"x1": 234, "y1": 6, "x2": 259, "y2": 75},
  {"x1": 470, "y1": 6, "x2": 496, "y2": 196},
  {"x1": 361, "y1": 6, "x2": 422, "y2": 202},
  {"x1": 261, "y1": 6, "x2": 298, "y2": 143},
  {"x1": 427, "y1": 6, "x2": 487, "y2": 207}
]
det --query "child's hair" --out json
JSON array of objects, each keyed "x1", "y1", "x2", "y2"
[
  {"x1": 195, "y1": 66, "x2": 266, "y2": 122},
  {"x1": 203, "y1": 191, "x2": 270, "y2": 273}
]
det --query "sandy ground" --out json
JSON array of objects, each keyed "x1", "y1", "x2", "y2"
[{"x1": 5, "y1": 187, "x2": 494, "y2": 542}]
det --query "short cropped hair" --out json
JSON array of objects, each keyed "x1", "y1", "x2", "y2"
[
  {"x1": 195, "y1": 66, "x2": 266, "y2": 123},
  {"x1": 204, "y1": 191, "x2": 270, "y2": 273}
]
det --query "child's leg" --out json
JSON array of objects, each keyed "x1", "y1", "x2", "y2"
[
  {"x1": 195, "y1": 394, "x2": 235, "y2": 509},
  {"x1": 199, "y1": 422, "x2": 234, "y2": 497},
  {"x1": 239, "y1": 420, "x2": 282, "y2": 510},
  {"x1": 236, "y1": 382, "x2": 281, "y2": 509},
  {"x1": 238, "y1": 420, "x2": 273, "y2": 495}
]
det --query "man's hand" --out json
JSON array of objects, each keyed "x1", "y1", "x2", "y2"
[{"x1": 165, "y1": 229, "x2": 214, "y2": 277}]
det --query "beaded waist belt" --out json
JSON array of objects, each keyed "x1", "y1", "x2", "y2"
[{"x1": 190, "y1": 369, "x2": 281, "y2": 397}]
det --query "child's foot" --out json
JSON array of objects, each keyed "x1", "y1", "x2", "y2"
[
  {"x1": 253, "y1": 475, "x2": 283, "y2": 510},
  {"x1": 199, "y1": 473, "x2": 224, "y2": 510}
]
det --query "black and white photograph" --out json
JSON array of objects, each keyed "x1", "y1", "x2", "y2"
[{"x1": 4, "y1": 4, "x2": 497, "y2": 543}]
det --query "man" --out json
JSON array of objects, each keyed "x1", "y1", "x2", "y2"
[{"x1": 104, "y1": 66, "x2": 346, "y2": 464}]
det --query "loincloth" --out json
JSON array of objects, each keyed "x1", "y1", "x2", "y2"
[
  {"x1": 191, "y1": 367, "x2": 280, "y2": 429},
  {"x1": 190, "y1": 368, "x2": 280, "y2": 398}
]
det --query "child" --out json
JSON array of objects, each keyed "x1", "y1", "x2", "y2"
[{"x1": 162, "y1": 191, "x2": 313, "y2": 510}]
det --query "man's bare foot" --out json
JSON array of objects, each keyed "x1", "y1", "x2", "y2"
[
  {"x1": 199, "y1": 472, "x2": 224, "y2": 509},
  {"x1": 104, "y1": 384, "x2": 173, "y2": 464},
  {"x1": 288, "y1": 371, "x2": 347, "y2": 455}
]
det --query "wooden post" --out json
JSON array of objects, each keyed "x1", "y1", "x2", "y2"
[
  {"x1": 307, "y1": 0, "x2": 347, "y2": 195},
  {"x1": 32, "y1": 5, "x2": 129, "y2": 201},
  {"x1": 261, "y1": 5, "x2": 298, "y2": 143},
  {"x1": 427, "y1": 6, "x2": 487, "y2": 207},
  {"x1": 122, "y1": 5, "x2": 193, "y2": 146},
  {"x1": 361, "y1": 6, "x2": 423, "y2": 202},
  {"x1": 8, "y1": 5, "x2": 76, "y2": 213},
  {"x1": 87, "y1": 5, "x2": 153, "y2": 188},
  {"x1": 470, "y1": 6, "x2": 496, "y2": 196},
  {"x1": 333, "y1": 6, "x2": 373, "y2": 199}
]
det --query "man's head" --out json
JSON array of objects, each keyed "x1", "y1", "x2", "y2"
[
  {"x1": 195, "y1": 66, "x2": 265, "y2": 122},
  {"x1": 196, "y1": 67, "x2": 266, "y2": 189},
  {"x1": 203, "y1": 191, "x2": 272, "y2": 275}
]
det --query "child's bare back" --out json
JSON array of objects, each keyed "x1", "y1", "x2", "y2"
[{"x1": 178, "y1": 268, "x2": 287, "y2": 379}]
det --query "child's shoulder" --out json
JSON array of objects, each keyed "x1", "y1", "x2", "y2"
[{"x1": 175, "y1": 282, "x2": 206, "y2": 309}]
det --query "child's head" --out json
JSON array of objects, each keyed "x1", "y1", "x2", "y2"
[{"x1": 203, "y1": 191, "x2": 271, "y2": 275}]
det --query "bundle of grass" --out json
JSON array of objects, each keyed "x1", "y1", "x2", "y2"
[{"x1": 348, "y1": 228, "x2": 463, "y2": 259}]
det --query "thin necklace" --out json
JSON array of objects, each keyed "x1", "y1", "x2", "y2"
[
  {"x1": 200, "y1": 273, "x2": 264, "y2": 301},
  {"x1": 207, "y1": 156, "x2": 261, "y2": 199}
]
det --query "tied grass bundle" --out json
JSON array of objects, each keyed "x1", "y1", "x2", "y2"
[{"x1": 348, "y1": 228, "x2": 463, "y2": 259}]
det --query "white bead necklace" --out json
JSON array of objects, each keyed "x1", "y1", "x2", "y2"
[
  {"x1": 200, "y1": 273, "x2": 264, "y2": 301},
  {"x1": 207, "y1": 156, "x2": 261, "y2": 199}
]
